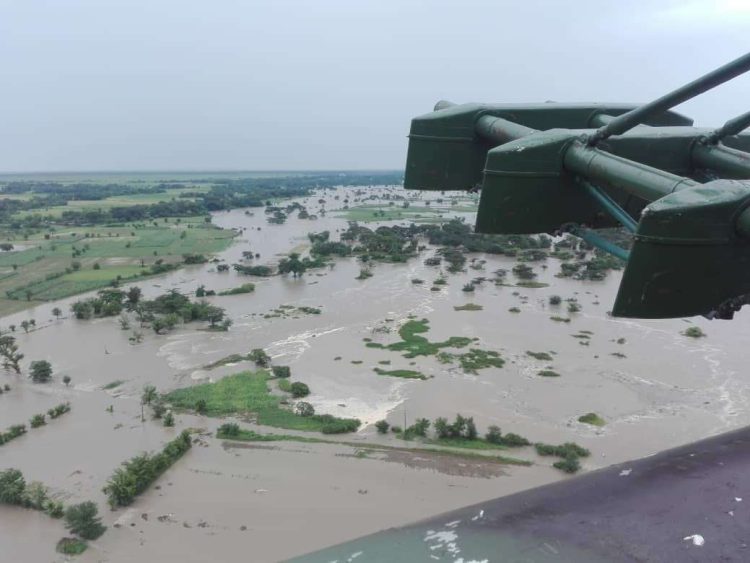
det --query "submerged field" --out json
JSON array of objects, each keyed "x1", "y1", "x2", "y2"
[
  {"x1": 0, "y1": 215, "x2": 233, "y2": 314},
  {"x1": 1, "y1": 179, "x2": 748, "y2": 562}
]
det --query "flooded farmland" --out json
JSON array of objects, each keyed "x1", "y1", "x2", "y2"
[{"x1": 2, "y1": 187, "x2": 750, "y2": 562}]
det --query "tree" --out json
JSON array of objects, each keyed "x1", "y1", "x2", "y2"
[
  {"x1": 65, "y1": 501, "x2": 106, "y2": 540},
  {"x1": 52, "y1": 307, "x2": 62, "y2": 319},
  {"x1": 485, "y1": 425, "x2": 502, "y2": 444},
  {"x1": 151, "y1": 313, "x2": 180, "y2": 334},
  {"x1": 30, "y1": 360, "x2": 53, "y2": 383},
  {"x1": 289, "y1": 382, "x2": 310, "y2": 398},
  {"x1": 465, "y1": 417, "x2": 478, "y2": 440},
  {"x1": 63, "y1": 375, "x2": 71, "y2": 387},
  {"x1": 294, "y1": 401, "x2": 314, "y2": 417},
  {"x1": 271, "y1": 365, "x2": 291, "y2": 378},
  {"x1": 20, "y1": 320, "x2": 30, "y2": 333},
  {"x1": 163, "y1": 412, "x2": 175, "y2": 427},
  {"x1": 434, "y1": 417, "x2": 450, "y2": 439},
  {"x1": 204, "y1": 305, "x2": 225, "y2": 327},
  {"x1": 0, "y1": 468, "x2": 26, "y2": 505},
  {"x1": 0, "y1": 335, "x2": 23, "y2": 373},
  {"x1": 141, "y1": 385, "x2": 157, "y2": 422},
  {"x1": 375, "y1": 420, "x2": 390, "y2": 434},
  {"x1": 126, "y1": 286, "x2": 142, "y2": 308},
  {"x1": 71, "y1": 301, "x2": 94, "y2": 320},
  {"x1": 278, "y1": 253, "x2": 307, "y2": 278},
  {"x1": 249, "y1": 348, "x2": 270, "y2": 368},
  {"x1": 411, "y1": 418, "x2": 431, "y2": 437}
]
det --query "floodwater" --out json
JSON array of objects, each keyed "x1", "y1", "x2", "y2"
[{"x1": 2, "y1": 187, "x2": 750, "y2": 562}]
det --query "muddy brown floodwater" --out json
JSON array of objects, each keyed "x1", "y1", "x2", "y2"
[{"x1": 2, "y1": 187, "x2": 750, "y2": 562}]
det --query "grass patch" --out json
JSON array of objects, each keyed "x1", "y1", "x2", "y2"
[
  {"x1": 102, "y1": 380, "x2": 125, "y2": 390},
  {"x1": 56, "y1": 538, "x2": 88, "y2": 555},
  {"x1": 437, "y1": 348, "x2": 504, "y2": 374},
  {"x1": 683, "y1": 326, "x2": 706, "y2": 338},
  {"x1": 163, "y1": 371, "x2": 360, "y2": 433},
  {"x1": 366, "y1": 318, "x2": 472, "y2": 358},
  {"x1": 578, "y1": 412, "x2": 606, "y2": 427},
  {"x1": 373, "y1": 367, "x2": 426, "y2": 380},
  {"x1": 217, "y1": 428, "x2": 530, "y2": 466},
  {"x1": 550, "y1": 316, "x2": 571, "y2": 323},
  {"x1": 454, "y1": 303, "x2": 483, "y2": 311},
  {"x1": 537, "y1": 369, "x2": 560, "y2": 377},
  {"x1": 427, "y1": 437, "x2": 507, "y2": 451},
  {"x1": 526, "y1": 351, "x2": 554, "y2": 361},
  {"x1": 217, "y1": 427, "x2": 328, "y2": 444}
]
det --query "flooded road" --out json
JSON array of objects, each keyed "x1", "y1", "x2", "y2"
[{"x1": 2, "y1": 187, "x2": 750, "y2": 561}]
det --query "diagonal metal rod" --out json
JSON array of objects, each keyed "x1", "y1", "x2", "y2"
[
  {"x1": 576, "y1": 177, "x2": 638, "y2": 232},
  {"x1": 589, "y1": 52, "x2": 750, "y2": 145},
  {"x1": 565, "y1": 224, "x2": 630, "y2": 261},
  {"x1": 702, "y1": 110, "x2": 750, "y2": 144}
]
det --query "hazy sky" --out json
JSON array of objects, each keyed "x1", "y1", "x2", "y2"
[{"x1": 1, "y1": 0, "x2": 749, "y2": 172}]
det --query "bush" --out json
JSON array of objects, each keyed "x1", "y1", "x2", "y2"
[
  {"x1": 501, "y1": 433, "x2": 530, "y2": 447},
  {"x1": 289, "y1": 382, "x2": 310, "y2": 398},
  {"x1": 375, "y1": 420, "x2": 390, "y2": 434},
  {"x1": 30, "y1": 414, "x2": 46, "y2": 428},
  {"x1": 23, "y1": 481, "x2": 48, "y2": 510},
  {"x1": 320, "y1": 418, "x2": 360, "y2": 434},
  {"x1": 217, "y1": 422, "x2": 240, "y2": 437},
  {"x1": 553, "y1": 456, "x2": 581, "y2": 473},
  {"x1": 195, "y1": 399, "x2": 207, "y2": 414},
  {"x1": 45, "y1": 500, "x2": 65, "y2": 519},
  {"x1": 0, "y1": 424, "x2": 27, "y2": 446},
  {"x1": 65, "y1": 501, "x2": 106, "y2": 540},
  {"x1": 47, "y1": 403, "x2": 71, "y2": 419},
  {"x1": 485, "y1": 425, "x2": 502, "y2": 444},
  {"x1": 249, "y1": 348, "x2": 270, "y2": 367},
  {"x1": 549, "y1": 295, "x2": 561, "y2": 305},
  {"x1": 295, "y1": 401, "x2": 315, "y2": 417},
  {"x1": 0, "y1": 468, "x2": 26, "y2": 504},
  {"x1": 56, "y1": 538, "x2": 88, "y2": 555},
  {"x1": 271, "y1": 365, "x2": 291, "y2": 378},
  {"x1": 567, "y1": 301, "x2": 581, "y2": 313},
  {"x1": 163, "y1": 412, "x2": 175, "y2": 427}
]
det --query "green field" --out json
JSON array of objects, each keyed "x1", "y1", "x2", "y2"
[
  {"x1": 0, "y1": 217, "x2": 234, "y2": 315},
  {"x1": 335, "y1": 201, "x2": 477, "y2": 223},
  {"x1": 164, "y1": 371, "x2": 360, "y2": 433},
  {"x1": 13, "y1": 186, "x2": 210, "y2": 219}
]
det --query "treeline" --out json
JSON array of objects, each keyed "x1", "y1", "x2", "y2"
[
  {"x1": 103, "y1": 430, "x2": 192, "y2": 508},
  {"x1": 3, "y1": 171, "x2": 403, "y2": 228},
  {"x1": 71, "y1": 288, "x2": 229, "y2": 333}
]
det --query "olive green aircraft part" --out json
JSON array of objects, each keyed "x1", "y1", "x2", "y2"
[
  {"x1": 404, "y1": 52, "x2": 750, "y2": 319},
  {"x1": 476, "y1": 130, "x2": 617, "y2": 234},
  {"x1": 613, "y1": 180, "x2": 750, "y2": 318},
  {"x1": 404, "y1": 103, "x2": 691, "y2": 191}
]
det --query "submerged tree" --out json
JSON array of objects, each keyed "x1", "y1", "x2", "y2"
[
  {"x1": 30, "y1": 360, "x2": 53, "y2": 383},
  {"x1": 0, "y1": 335, "x2": 23, "y2": 374},
  {"x1": 64, "y1": 502, "x2": 106, "y2": 540},
  {"x1": 140, "y1": 385, "x2": 157, "y2": 422}
]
